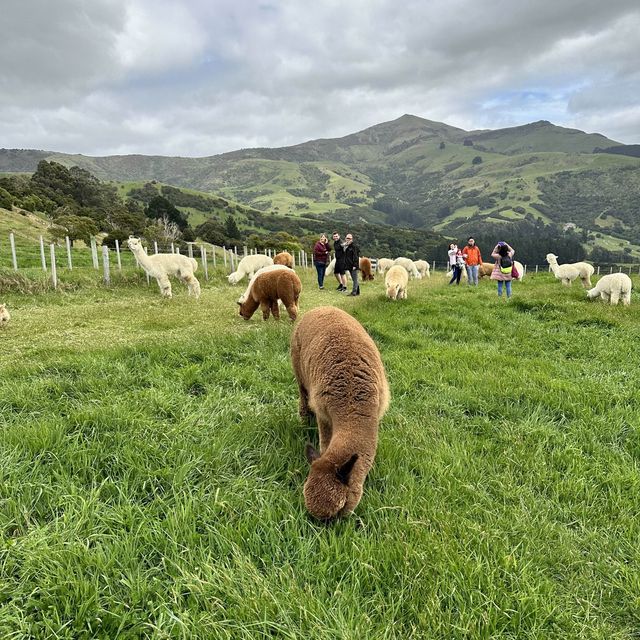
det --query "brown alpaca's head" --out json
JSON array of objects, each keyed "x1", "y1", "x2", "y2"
[{"x1": 303, "y1": 445, "x2": 358, "y2": 520}]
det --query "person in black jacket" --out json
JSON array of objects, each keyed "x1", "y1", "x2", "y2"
[
  {"x1": 332, "y1": 232, "x2": 347, "y2": 291},
  {"x1": 343, "y1": 233, "x2": 361, "y2": 296}
]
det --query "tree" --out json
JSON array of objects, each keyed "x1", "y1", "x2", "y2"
[
  {"x1": 472, "y1": 156, "x2": 483, "y2": 165},
  {"x1": 195, "y1": 219, "x2": 227, "y2": 245},
  {"x1": 439, "y1": 141, "x2": 446, "y2": 150},
  {"x1": 51, "y1": 215, "x2": 99, "y2": 246},
  {"x1": 224, "y1": 215, "x2": 241, "y2": 240},
  {"x1": 0, "y1": 187, "x2": 13, "y2": 210},
  {"x1": 146, "y1": 196, "x2": 188, "y2": 230}
]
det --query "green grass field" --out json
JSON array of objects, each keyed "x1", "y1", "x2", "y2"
[{"x1": 1, "y1": 266, "x2": 639, "y2": 638}]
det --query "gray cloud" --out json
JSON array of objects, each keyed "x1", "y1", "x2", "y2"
[{"x1": 0, "y1": 0, "x2": 638, "y2": 156}]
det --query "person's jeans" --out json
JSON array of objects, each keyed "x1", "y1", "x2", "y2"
[
  {"x1": 314, "y1": 261, "x2": 327, "y2": 288},
  {"x1": 466, "y1": 265, "x2": 479, "y2": 285},
  {"x1": 350, "y1": 268, "x2": 360, "y2": 294},
  {"x1": 449, "y1": 265, "x2": 462, "y2": 285},
  {"x1": 497, "y1": 280, "x2": 512, "y2": 297}
]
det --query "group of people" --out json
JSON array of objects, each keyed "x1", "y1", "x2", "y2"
[
  {"x1": 448, "y1": 237, "x2": 516, "y2": 298},
  {"x1": 313, "y1": 232, "x2": 361, "y2": 296}
]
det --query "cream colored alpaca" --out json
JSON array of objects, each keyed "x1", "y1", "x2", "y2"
[
  {"x1": 385, "y1": 265, "x2": 409, "y2": 300},
  {"x1": 414, "y1": 260, "x2": 431, "y2": 278},
  {"x1": 376, "y1": 258, "x2": 394, "y2": 275},
  {"x1": 393, "y1": 257, "x2": 421, "y2": 279},
  {"x1": 587, "y1": 273, "x2": 632, "y2": 305},
  {"x1": 128, "y1": 238, "x2": 200, "y2": 299},
  {"x1": 0, "y1": 304, "x2": 10, "y2": 327},
  {"x1": 546, "y1": 253, "x2": 593, "y2": 287},
  {"x1": 228, "y1": 254, "x2": 274, "y2": 284}
]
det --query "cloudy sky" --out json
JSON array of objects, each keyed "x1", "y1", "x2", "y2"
[{"x1": 1, "y1": 0, "x2": 638, "y2": 156}]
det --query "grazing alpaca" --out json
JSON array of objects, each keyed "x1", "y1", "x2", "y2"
[
  {"x1": 376, "y1": 258, "x2": 394, "y2": 275},
  {"x1": 414, "y1": 260, "x2": 431, "y2": 278},
  {"x1": 273, "y1": 251, "x2": 294, "y2": 268},
  {"x1": 0, "y1": 304, "x2": 10, "y2": 327},
  {"x1": 513, "y1": 260, "x2": 525, "y2": 281},
  {"x1": 237, "y1": 267, "x2": 301, "y2": 321},
  {"x1": 291, "y1": 306, "x2": 390, "y2": 519},
  {"x1": 546, "y1": 253, "x2": 594, "y2": 287},
  {"x1": 385, "y1": 265, "x2": 408, "y2": 300},
  {"x1": 127, "y1": 238, "x2": 200, "y2": 299},
  {"x1": 478, "y1": 262, "x2": 495, "y2": 278},
  {"x1": 393, "y1": 257, "x2": 422, "y2": 279},
  {"x1": 587, "y1": 273, "x2": 632, "y2": 305},
  {"x1": 228, "y1": 254, "x2": 274, "y2": 284},
  {"x1": 360, "y1": 257, "x2": 374, "y2": 281}
]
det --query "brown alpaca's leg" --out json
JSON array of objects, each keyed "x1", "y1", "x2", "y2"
[
  {"x1": 271, "y1": 300, "x2": 280, "y2": 319},
  {"x1": 285, "y1": 303, "x2": 298, "y2": 321},
  {"x1": 298, "y1": 384, "x2": 311, "y2": 418},
  {"x1": 260, "y1": 301, "x2": 270, "y2": 320},
  {"x1": 317, "y1": 415, "x2": 333, "y2": 452}
]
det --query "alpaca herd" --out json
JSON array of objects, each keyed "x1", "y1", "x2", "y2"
[{"x1": 2, "y1": 239, "x2": 635, "y2": 522}]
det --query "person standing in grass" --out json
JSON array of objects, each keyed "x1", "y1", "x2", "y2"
[
  {"x1": 491, "y1": 241, "x2": 515, "y2": 298},
  {"x1": 343, "y1": 233, "x2": 361, "y2": 296},
  {"x1": 313, "y1": 234, "x2": 331, "y2": 289},
  {"x1": 448, "y1": 243, "x2": 464, "y2": 285},
  {"x1": 332, "y1": 231, "x2": 348, "y2": 292},
  {"x1": 462, "y1": 237, "x2": 482, "y2": 286}
]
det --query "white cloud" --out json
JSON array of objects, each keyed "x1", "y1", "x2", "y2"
[{"x1": 0, "y1": 0, "x2": 638, "y2": 155}]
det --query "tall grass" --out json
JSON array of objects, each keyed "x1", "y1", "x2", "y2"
[{"x1": 1, "y1": 270, "x2": 639, "y2": 638}]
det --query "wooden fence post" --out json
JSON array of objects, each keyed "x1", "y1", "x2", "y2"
[
  {"x1": 223, "y1": 246, "x2": 227, "y2": 268},
  {"x1": 201, "y1": 246, "x2": 208, "y2": 280},
  {"x1": 212, "y1": 245, "x2": 217, "y2": 268},
  {"x1": 39, "y1": 235, "x2": 47, "y2": 272},
  {"x1": 90, "y1": 237, "x2": 99, "y2": 269},
  {"x1": 154, "y1": 241, "x2": 159, "y2": 254},
  {"x1": 102, "y1": 245, "x2": 111, "y2": 285},
  {"x1": 50, "y1": 244, "x2": 57, "y2": 289},
  {"x1": 65, "y1": 236, "x2": 73, "y2": 269},
  {"x1": 243, "y1": 246, "x2": 248, "y2": 257},
  {"x1": 597, "y1": 266, "x2": 600, "y2": 275},
  {"x1": 115, "y1": 239, "x2": 122, "y2": 270},
  {"x1": 188, "y1": 243, "x2": 193, "y2": 259},
  {"x1": 9, "y1": 233, "x2": 17, "y2": 270}
]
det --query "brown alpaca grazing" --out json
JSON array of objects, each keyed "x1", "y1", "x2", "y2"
[
  {"x1": 291, "y1": 306, "x2": 390, "y2": 519},
  {"x1": 238, "y1": 268, "x2": 301, "y2": 321},
  {"x1": 478, "y1": 262, "x2": 495, "y2": 278},
  {"x1": 273, "y1": 251, "x2": 294, "y2": 268},
  {"x1": 359, "y1": 257, "x2": 374, "y2": 281}
]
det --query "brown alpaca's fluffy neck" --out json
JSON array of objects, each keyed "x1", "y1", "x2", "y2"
[{"x1": 322, "y1": 417, "x2": 378, "y2": 465}]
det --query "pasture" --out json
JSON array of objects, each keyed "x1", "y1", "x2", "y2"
[{"x1": 1, "y1": 267, "x2": 639, "y2": 639}]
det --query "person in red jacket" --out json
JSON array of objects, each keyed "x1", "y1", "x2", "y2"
[
  {"x1": 313, "y1": 234, "x2": 331, "y2": 289},
  {"x1": 462, "y1": 237, "x2": 482, "y2": 286}
]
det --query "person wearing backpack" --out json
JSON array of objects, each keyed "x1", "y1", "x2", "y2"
[{"x1": 490, "y1": 242, "x2": 515, "y2": 298}]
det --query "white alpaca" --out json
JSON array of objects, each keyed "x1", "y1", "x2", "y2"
[
  {"x1": 228, "y1": 254, "x2": 274, "y2": 284},
  {"x1": 414, "y1": 260, "x2": 431, "y2": 278},
  {"x1": 513, "y1": 260, "x2": 525, "y2": 281},
  {"x1": 546, "y1": 253, "x2": 594, "y2": 287},
  {"x1": 385, "y1": 265, "x2": 409, "y2": 300},
  {"x1": 128, "y1": 237, "x2": 201, "y2": 299},
  {"x1": 393, "y1": 257, "x2": 422, "y2": 279},
  {"x1": 0, "y1": 304, "x2": 10, "y2": 327},
  {"x1": 376, "y1": 258, "x2": 394, "y2": 275},
  {"x1": 238, "y1": 264, "x2": 290, "y2": 304},
  {"x1": 586, "y1": 273, "x2": 632, "y2": 306}
]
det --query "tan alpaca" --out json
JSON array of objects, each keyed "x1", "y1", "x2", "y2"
[
  {"x1": 0, "y1": 304, "x2": 10, "y2": 327},
  {"x1": 376, "y1": 258, "x2": 394, "y2": 275},
  {"x1": 291, "y1": 306, "x2": 390, "y2": 519},
  {"x1": 238, "y1": 268, "x2": 301, "y2": 321},
  {"x1": 385, "y1": 265, "x2": 408, "y2": 300},
  {"x1": 273, "y1": 251, "x2": 294, "y2": 268},
  {"x1": 359, "y1": 257, "x2": 374, "y2": 281}
]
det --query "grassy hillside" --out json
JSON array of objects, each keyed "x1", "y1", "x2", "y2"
[
  {"x1": 2, "y1": 115, "x2": 639, "y2": 246},
  {"x1": 1, "y1": 268, "x2": 639, "y2": 638}
]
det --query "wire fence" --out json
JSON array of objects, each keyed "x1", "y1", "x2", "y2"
[
  {"x1": 0, "y1": 233, "x2": 316, "y2": 289},
  {"x1": 1, "y1": 232, "x2": 639, "y2": 291}
]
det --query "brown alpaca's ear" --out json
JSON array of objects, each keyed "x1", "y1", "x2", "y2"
[
  {"x1": 336, "y1": 454, "x2": 358, "y2": 485},
  {"x1": 305, "y1": 443, "x2": 320, "y2": 463}
]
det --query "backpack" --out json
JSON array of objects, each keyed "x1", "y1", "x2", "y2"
[{"x1": 499, "y1": 255, "x2": 513, "y2": 274}]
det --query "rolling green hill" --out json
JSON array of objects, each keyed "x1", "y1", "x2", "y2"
[{"x1": 2, "y1": 115, "x2": 639, "y2": 248}]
